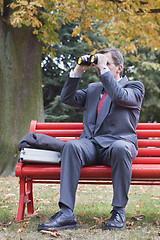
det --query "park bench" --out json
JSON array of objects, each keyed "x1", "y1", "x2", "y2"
[{"x1": 15, "y1": 120, "x2": 160, "y2": 222}]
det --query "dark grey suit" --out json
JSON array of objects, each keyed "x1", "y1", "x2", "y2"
[{"x1": 59, "y1": 71, "x2": 145, "y2": 211}]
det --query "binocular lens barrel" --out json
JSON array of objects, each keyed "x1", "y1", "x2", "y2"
[
  {"x1": 77, "y1": 58, "x2": 83, "y2": 65},
  {"x1": 77, "y1": 55, "x2": 98, "y2": 65},
  {"x1": 77, "y1": 57, "x2": 90, "y2": 65},
  {"x1": 90, "y1": 55, "x2": 98, "y2": 64}
]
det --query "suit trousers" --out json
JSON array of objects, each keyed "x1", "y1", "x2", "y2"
[{"x1": 59, "y1": 138, "x2": 137, "y2": 211}]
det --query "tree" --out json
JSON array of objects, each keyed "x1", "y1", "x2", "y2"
[
  {"x1": 0, "y1": 1, "x2": 44, "y2": 176},
  {"x1": 0, "y1": 25, "x2": 44, "y2": 176},
  {"x1": 124, "y1": 47, "x2": 160, "y2": 122},
  {"x1": 0, "y1": 0, "x2": 159, "y2": 175}
]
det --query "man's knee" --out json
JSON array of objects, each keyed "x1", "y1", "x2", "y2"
[
  {"x1": 61, "y1": 140, "x2": 85, "y2": 166},
  {"x1": 63, "y1": 140, "x2": 79, "y2": 152},
  {"x1": 110, "y1": 141, "x2": 133, "y2": 162}
]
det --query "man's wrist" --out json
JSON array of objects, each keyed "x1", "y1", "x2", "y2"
[
  {"x1": 70, "y1": 69, "x2": 82, "y2": 78},
  {"x1": 74, "y1": 65, "x2": 84, "y2": 74},
  {"x1": 100, "y1": 67, "x2": 110, "y2": 75}
]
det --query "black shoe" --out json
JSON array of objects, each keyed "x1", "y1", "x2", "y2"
[
  {"x1": 37, "y1": 211, "x2": 77, "y2": 231},
  {"x1": 104, "y1": 210, "x2": 126, "y2": 230},
  {"x1": 49, "y1": 211, "x2": 61, "y2": 221}
]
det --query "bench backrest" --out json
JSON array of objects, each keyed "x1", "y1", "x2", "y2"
[{"x1": 30, "y1": 120, "x2": 160, "y2": 164}]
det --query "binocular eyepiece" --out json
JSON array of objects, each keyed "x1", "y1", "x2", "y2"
[{"x1": 77, "y1": 55, "x2": 98, "y2": 65}]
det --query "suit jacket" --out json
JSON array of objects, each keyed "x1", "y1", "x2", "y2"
[
  {"x1": 60, "y1": 71, "x2": 145, "y2": 149},
  {"x1": 17, "y1": 132, "x2": 65, "y2": 152}
]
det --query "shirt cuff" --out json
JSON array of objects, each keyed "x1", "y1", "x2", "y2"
[
  {"x1": 100, "y1": 67, "x2": 110, "y2": 76},
  {"x1": 69, "y1": 69, "x2": 82, "y2": 78}
]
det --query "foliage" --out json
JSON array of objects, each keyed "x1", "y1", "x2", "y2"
[
  {"x1": 42, "y1": 20, "x2": 160, "y2": 123},
  {"x1": 42, "y1": 21, "x2": 106, "y2": 122},
  {"x1": 124, "y1": 47, "x2": 160, "y2": 122},
  {"x1": 3, "y1": 0, "x2": 160, "y2": 55}
]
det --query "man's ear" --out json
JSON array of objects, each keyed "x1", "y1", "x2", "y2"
[{"x1": 117, "y1": 65, "x2": 123, "y2": 75}]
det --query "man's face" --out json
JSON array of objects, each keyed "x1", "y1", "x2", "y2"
[{"x1": 103, "y1": 52, "x2": 122, "y2": 80}]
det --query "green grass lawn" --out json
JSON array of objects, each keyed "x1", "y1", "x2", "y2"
[{"x1": 0, "y1": 177, "x2": 160, "y2": 240}]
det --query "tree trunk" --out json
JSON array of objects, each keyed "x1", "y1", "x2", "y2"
[{"x1": 0, "y1": 19, "x2": 44, "y2": 176}]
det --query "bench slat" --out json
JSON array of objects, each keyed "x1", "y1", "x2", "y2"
[
  {"x1": 137, "y1": 130, "x2": 160, "y2": 138},
  {"x1": 133, "y1": 157, "x2": 160, "y2": 164},
  {"x1": 136, "y1": 123, "x2": 160, "y2": 130},
  {"x1": 137, "y1": 139, "x2": 160, "y2": 147},
  {"x1": 15, "y1": 163, "x2": 160, "y2": 179},
  {"x1": 34, "y1": 129, "x2": 82, "y2": 137},
  {"x1": 36, "y1": 122, "x2": 84, "y2": 130},
  {"x1": 31, "y1": 121, "x2": 160, "y2": 131},
  {"x1": 138, "y1": 148, "x2": 160, "y2": 156},
  {"x1": 32, "y1": 129, "x2": 160, "y2": 138}
]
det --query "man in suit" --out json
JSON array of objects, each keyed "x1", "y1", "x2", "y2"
[{"x1": 38, "y1": 47, "x2": 145, "y2": 231}]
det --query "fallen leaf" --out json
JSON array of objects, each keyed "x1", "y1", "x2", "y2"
[
  {"x1": 3, "y1": 193, "x2": 16, "y2": 199},
  {"x1": 0, "y1": 222, "x2": 12, "y2": 227},
  {"x1": 154, "y1": 221, "x2": 159, "y2": 226},
  {"x1": 81, "y1": 211, "x2": 86, "y2": 217},
  {"x1": 17, "y1": 228, "x2": 23, "y2": 233},
  {"x1": 104, "y1": 216, "x2": 110, "y2": 221},
  {"x1": 17, "y1": 220, "x2": 29, "y2": 234},
  {"x1": 92, "y1": 217, "x2": 104, "y2": 224},
  {"x1": 89, "y1": 225, "x2": 97, "y2": 230},
  {"x1": 136, "y1": 210, "x2": 140, "y2": 214},
  {"x1": 126, "y1": 221, "x2": 134, "y2": 229},
  {"x1": 40, "y1": 229, "x2": 61, "y2": 237},
  {"x1": 132, "y1": 215, "x2": 145, "y2": 221},
  {"x1": 139, "y1": 202, "x2": 144, "y2": 207},
  {"x1": 48, "y1": 228, "x2": 60, "y2": 233},
  {"x1": 20, "y1": 221, "x2": 29, "y2": 228},
  {"x1": 135, "y1": 204, "x2": 140, "y2": 208}
]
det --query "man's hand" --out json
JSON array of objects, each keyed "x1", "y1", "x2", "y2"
[
  {"x1": 94, "y1": 53, "x2": 109, "y2": 70},
  {"x1": 74, "y1": 55, "x2": 93, "y2": 74}
]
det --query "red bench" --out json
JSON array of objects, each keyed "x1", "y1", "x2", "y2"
[{"x1": 15, "y1": 120, "x2": 160, "y2": 222}]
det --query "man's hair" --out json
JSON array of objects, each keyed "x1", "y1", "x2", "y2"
[{"x1": 98, "y1": 47, "x2": 124, "y2": 77}]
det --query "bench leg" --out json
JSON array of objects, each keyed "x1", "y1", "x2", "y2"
[
  {"x1": 16, "y1": 177, "x2": 26, "y2": 222},
  {"x1": 16, "y1": 177, "x2": 34, "y2": 222},
  {"x1": 26, "y1": 180, "x2": 34, "y2": 216}
]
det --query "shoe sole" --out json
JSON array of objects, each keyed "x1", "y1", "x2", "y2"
[
  {"x1": 104, "y1": 223, "x2": 126, "y2": 231},
  {"x1": 38, "y1": 224, "x2": 77, "y2": 231}
]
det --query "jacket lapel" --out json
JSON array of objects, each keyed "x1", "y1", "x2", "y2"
[
  {"x1": 87, "y1": 83, "x2": 103, "y2": 133},
  {"x1": 94, "y1": 76, "x2": 128, "y2": 134},
  {"x1": 94, "y1": 94, "x2": 111, "y2": 133}
]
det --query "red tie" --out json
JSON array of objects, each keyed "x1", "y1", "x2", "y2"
[{"x1": 97, "y1": 92, "x2": 107, "y2": 114}]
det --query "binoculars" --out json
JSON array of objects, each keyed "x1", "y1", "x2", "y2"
[{"x1": 77, "y1": 55, "x2": 98, "y2": 65}]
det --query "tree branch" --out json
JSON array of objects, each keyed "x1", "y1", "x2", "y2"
[{"x1": 3, "y1": 0, "x2": 11, "y2": 20}]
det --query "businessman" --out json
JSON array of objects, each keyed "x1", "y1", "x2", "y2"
[{"x1": 38, "y1": 47, "x2": 145, "y2": 231}]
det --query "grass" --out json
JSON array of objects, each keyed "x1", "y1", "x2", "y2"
[{"x1": 0, "y1": 176, "x2": 160, "y2": 240}]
